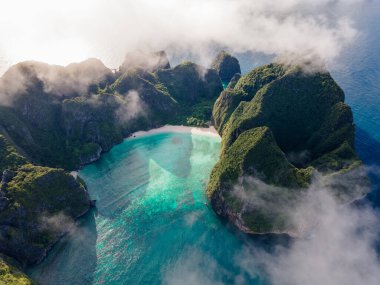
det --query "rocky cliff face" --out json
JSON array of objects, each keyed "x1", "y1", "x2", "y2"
[
  {"x1": 0, "y1": 54, "x2": 223, "y2": 170},
  {"x1": 207, "y1": 63, "x2": 369, "y2": 234},
  {"x1": 0, "y1": 134, "x2": 90, "y2": 285},
  {"x1": 0, "y1": 165, "x2": 90, "y2": 265},
  {"x1": 0, "y1": 136, "x2": 90, "y2": 265},
  {"x1": 0, "y1": 59, "x2": 115, "y2": 169},
  {"x1": 211, "y1": 51, "x2": 241, "y2": 83}
]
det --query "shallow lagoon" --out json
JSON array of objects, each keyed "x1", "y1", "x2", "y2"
[{"x1": 30, "y1": 132, "x2": 283, "y2": 284}]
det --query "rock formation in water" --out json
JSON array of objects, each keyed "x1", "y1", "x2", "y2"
[
  {"x1": 207, "y1": 63, "x2": 369, "y2": 234},
  {"x1": 211, "y1": 51, "x2": 241, "y2": 83}
]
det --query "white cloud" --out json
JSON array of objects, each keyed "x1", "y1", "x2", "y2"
[
  {"x1": 253, "y1": 189, "x2": 380, "y2": 285},
  {"x1": 115, "y1": 90, "x2": 147, "y2": 123},
  {"x1": 164, "y1": 170, "x2": 380, "y2": 285},
  {"x1": 0, "y1": 0, "x2": 363, "y2": 74}
]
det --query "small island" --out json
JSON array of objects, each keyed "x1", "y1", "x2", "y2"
[{"x1": 207, "y1": 62, "x2": 369, "y2": 234}]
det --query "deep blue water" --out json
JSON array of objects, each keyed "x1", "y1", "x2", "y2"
[
  {"x1": 28, "y1": 2, "x2": 380, "y2": 284},
  {"x1": 331, "y1": 1, "x2": 380, "y2": 206}
]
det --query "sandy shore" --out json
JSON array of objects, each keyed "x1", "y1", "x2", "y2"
[
  {"x1": 70, "y1": 171, "x2": 78, "y2": 178},
  {"x1": 130, "y1": 125, "x2": 220, "y2": 139}
]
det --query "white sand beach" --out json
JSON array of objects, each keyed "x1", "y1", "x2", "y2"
[{"x1": 129, "y1": 125, "x2": 221, "y2": 139}]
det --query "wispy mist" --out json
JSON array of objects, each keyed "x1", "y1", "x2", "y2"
[
  {"x1": 256, "y1": 190, "x2": 380, "y2": 285},
  {"x1": 40, "y1": 211, "x2": 75, "y2": 234},
  {"x1": 115, "y1": 90, "x2": 147, "y2": 123},
  {"x1": 164, "y1": 168, "x2": 380, "y2": 285},
  {"x1": 0, "y1": 0, "x2": 363, "y2": 74},
  {"x1": 0, "y1": 59, "x2": 111, "y2": 105}
]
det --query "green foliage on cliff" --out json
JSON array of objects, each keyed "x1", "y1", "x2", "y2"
[
  {"x1": 0, "y1": 135, "x2": 27, "y2": 176},
  {"x1": 156, "y1": 61, "x2": 222, "y2": 104},
  {"x1": 62, "y1": 94, "x2": 124, "y2": 150},
  {"x1": 213, "y1": 63, "x2": 288, "y2": 134},
  {"x1": 0, "y1": 57, "x2": 223, "y2": 170},
  {"x1": 0, "y1": 134, "x2": 89, "y2": 267},
  {"x1": 207, "y1": 127, "x2": 311, "y2": 198},
  {"x1": 211, "y1": 51, "x2": 241, "y2": 83},
  {"x1": 0, "y1": 255, "x2": 33, "y2": 285},
  {"x1": 0, "y1": 163, "x2": 89, "y2": 264},
  {"x1": 5, "y1": 164, "x2": 89, "y2": 216},
  {"x1": 208, "y1": 63, "x2": 366, "y2": 234},
  {"x1": 155, "y1": 62, "x2": 222, "y2": 126},
  {"x1": 0, "y1": 53, "x2": 225, "y2": 276}
]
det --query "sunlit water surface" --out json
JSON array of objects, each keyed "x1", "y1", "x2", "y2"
[{"x1": 30, "y1": 133, "x2": 280, "y2": 284}]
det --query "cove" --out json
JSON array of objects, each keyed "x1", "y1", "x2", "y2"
[{"x1": 28, "y1": 131, "x2": 281, "y2": 285}]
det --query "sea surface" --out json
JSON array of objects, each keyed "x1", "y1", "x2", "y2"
[
  {"x1": 30, "y1": 133, "x2": 278, "y2": 284},
  {"x1": 28, "y1": 2, "x2": 380, "y2": 284}
]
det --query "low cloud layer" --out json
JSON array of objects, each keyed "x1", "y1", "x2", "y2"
[
  {"x1": 255, "y1": 189, "x2": 380, "y2": 285},
  {"x1": 0, "y1": 59, "x2": 110, "y2": 105},
  {"x1": 0, "y1": 0, "x2": 364, "y2": 74},
  {"x1": 164, "y1": 169, "x2": 380, "y2": 285}
]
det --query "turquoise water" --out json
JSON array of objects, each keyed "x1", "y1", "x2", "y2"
[
  {"x1": 28, "y1": 3, "x2": 380, "y2": 283},
  {"x1": 29, "y1": 132, "x2": 277, "y2": 284},
  {"x1": 222, "y1": 81, "x2": 229, "y2": 89}
]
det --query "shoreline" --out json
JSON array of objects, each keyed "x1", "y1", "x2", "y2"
[
  {"x1": 129, "y1": 125, "x2": 221, "y2": 139},
  {"x1": 44, "y1": 125, "x2": 221, "y2": 270},
  {"x1": 70, "y1": 125, "x2": 221, "y2": 176}
]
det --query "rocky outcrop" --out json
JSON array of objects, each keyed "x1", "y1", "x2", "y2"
[
  {"x1": 207, "y1": 63, "x2": 369, "y2": 234},
  {"x1": 211, "y1": 51, "x2": 241, "y2": 83},
  {"x1": 0, "y1": 134, "x2": 90, "y2": 284},
  {"x1": 226, "y1": 73, "x2": 241, "y2": 89},
  {"x1": 0, "y1": 164, "x2": 90, "y2": 265},
  {"x1": 156, "y1": 61, "x2": 223, "y2": 104},
  {"x1": 79, "y1": 143, "x2": 102, "y2": 165}
]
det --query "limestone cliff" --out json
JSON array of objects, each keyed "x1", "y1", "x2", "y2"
[
  {"x1": 0, "y1": 134, "x2": 90, "y2": 282},
  {"x1": 207, "y1": 63, "x2": 368, "y2": 234},
  {"x1": 211, "y1": 51, "x2": 241, "y2": 84}
]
